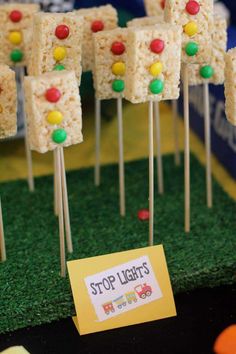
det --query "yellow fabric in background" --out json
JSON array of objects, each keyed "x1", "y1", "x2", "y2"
[{"x1": 0, "y1": 102, "x2": 235, "y2": 200}]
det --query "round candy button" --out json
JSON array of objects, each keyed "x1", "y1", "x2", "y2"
[
  {"x1": 150, "y1": 39, "x2": 165, "y2": 54},
  {"x1": 9, "y1": 10, "x2": 22, "y2": 23},
  {"x1": 112, "y1": 79, "x2": 125, "y2": 93},
  {"x1": 149, "y1": 79, "x2": 164, "y2": 94},
  {"x1": 184, "y1": 21, "x2": 198, "y2": 37},
  {"x1": 200, "y1": 65, "x2": 214, "y2": 79},
  {"x1": 53, "y1": 64, "x2": 65, "y2": 71},
  {"x1": 185, "y1": 42, "x2": 199, "y2": 56},
  {"x1": 52, "y1": 129, "x2": 67, "y2": 144},
  {"x1": 47, "y1": 111, "x2": 63, "y2": 125},
  {"x1": 91, "y1": 20, "x2": 104, "y2": 33},
  {"x1": 53, "y1": 46, "x2": 67, "y2": 62},
  {"x1": 10, "y1": 49, "x2": 23, "y2": 63},
  {"x1": 149, "y1": 62, "x2": 163, "y2": 77},
  {"x1": 55, "y1": 25, "x2": 70, "y2": 40},
  {"x1": 137, "y1": 209, "x2": 149, "y2": 221},
  {"x1": 8, "y1": 31, "x2": 22, "y2": 45},
  {"x1": 112, "y1": 62, "x2": 126, "y2": 76},
  {"x1": 45, "y1": 88, "x2": 61, "y2": 103},
  {"x1": 186, "y1": 1, "x2": 200, "y2": 15},
  {"x1": 160, "y1": 0, "x2": 165, "y2": 9},
  {"x1": 111, "y1": 41, "x2": 126, "y2": 55}
]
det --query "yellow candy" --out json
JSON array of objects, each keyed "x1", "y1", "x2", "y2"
[
  {"x1": 53, "y1": 46, "x2": 67, "y2": 62},
  {"x1": 112, "y1": 62, "x2": 126, "y2": 76},
  {"x1": 0, "y1": 105, "x2": 3, "y2": 113},
  {"x1": 8, "y1": 31, "x2": 22, "y2": 45},
  {"x1": 149, "y1": 62, "x2": 163, "y2": 77},
  {"x1": 46, "y1": 111, "x2": 63, "y2": 125},
  {"x1": 184, "y1": 21, "x2": 198, "y2": 37}
]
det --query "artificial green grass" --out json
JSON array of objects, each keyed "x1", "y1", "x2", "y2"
[{"x1": 0, "y1": 154, "x2": 235, "y2": 334}]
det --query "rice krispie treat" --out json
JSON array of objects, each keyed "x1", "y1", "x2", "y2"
[
  {"x1": 0, "y1": 65, "x2": 17, "y2": 139},
  {"x1": 127, "y1": 16, "x2": 164, "y2": 28},
  {"x1": 28, "y1": 12, "x2": 83, "y2": 84},
  {"x1": 93, "y1": 28, "x2": 128, "y2": 100},
  {"x1": 76, "y1": 5, "x2": 118, "y2": 72},
  {"x1": 186, "y1": 16, "x2": 227, "y2": 86},
  {"x1": 144, "y1": 0, "x2": 165, "y2": 18},
  {"x1": 0, "y1": 3, "x2": 39, "y2": 67},
  {"x1": 164, "y1": 0, "x2": 214, "y2": 64},
  {"x1": 124, "y1": 25, "x2": 182, "y2": 104},
  {"x1": 224, "y1": 48, "x2": 236, "y2": 126},
  {"x1": 24, "y1": 71, "x2": 83, "y2": 153}
]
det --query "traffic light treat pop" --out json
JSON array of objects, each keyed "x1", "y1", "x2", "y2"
[
  {"x1": 28, "y1": 12, "x2": 83, "y2": 84},
  {"x1": 224, "y1": 48, "x2": 236, "y2": 126},
  {"x1": 127, "y1": 16, "x2": 165, "y2": 28},
  {"x1": 77, "y1": 5, "x2": 118, "y2": 72},
  {"x1": 0, "y1": 3, "x2": 39, "y2": 67},
  {"x1": 144, "y1": 0, "x2": 165, "y2": 17}
]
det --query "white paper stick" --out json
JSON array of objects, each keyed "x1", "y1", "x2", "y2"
[
  {"x1": 56, "y1": 147, "x2": 66, "y2": 277},
  {"x1": 117, "y1": 97, "x2": 126, "y2": 217},
  {"x1": 149, "y1": 100, "x2": 154, "y2": 246},
  {"x1": 0, "y1": 198, "x2": 6, "y2": 262},
  {"x1": 154, "y1": 101, "x2": 164, "y2": 195},
  {"x1": 95, "y1": 98, "x2": 101, "y2": 186},
  {"x1": 203, "y1": 82, "x2": 212, "y2": 208},
  {"x1": 60, "y1": 147, "x2": 73, "y2": 253},
  {"x1": 183, "y1": 65, "x2": 190, "y2": 233},
  {"x1": 19, "y1": 67, "x2": 34, "y2": 192},
  {"x1": 172, "y1": 100, "x2": 181, "y2": 166},
  {"x1": 54, "y1": 150, "x2": 58, "y2": 216}
]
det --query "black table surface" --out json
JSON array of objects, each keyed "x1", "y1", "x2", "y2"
[{"x1": 0, "y1": 284, "x2": 235, "y2": 354}]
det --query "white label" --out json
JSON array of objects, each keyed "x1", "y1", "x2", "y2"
[{"x1": 84, "y1": 256, "x2": 163, "y2": 322}]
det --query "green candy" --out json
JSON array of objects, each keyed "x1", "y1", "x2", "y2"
[
  {"x1": 185, "y1": 42, "x2": 199, "y2": 57},
  {"x1": 52, "y1": 129, "x2": 67, "y2": 144},
  {"x1": 54, "y1": 64, "x2": 65, "y2": 71},
  {"x1": 149, "y1": 79, "x2": 164, "y2": 94},
  {"x1": 10, "y1": 49, "x2": 23, "y2": 63},
  {"x1": 112, "y1": 79, "x2": 125, "y2": 93},
  {"x1": 200, "y1": 65, "x2": 214, "y2": 79}
]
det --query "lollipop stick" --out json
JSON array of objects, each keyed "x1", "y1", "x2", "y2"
[
  {"x1": 60, "y1": 147, "x2": 73, "y2": 253},
  {"x1": 117, "y1": 97, "x2": 126, "y2": 216},
  {"x1": 0, "y1": 198, "x2": 6, "y2": 262},
  {"x1": 19, "y1": 67, "x2": 34, "y2": 192},
  {"x1": 154, "y1": 101, "x2": 164, "y2": 195},
  {"x1": 203, "y1": 82, "x2": 212, "y2": 208},
  {"x1": 95, "y1": 98, "x2": 101, "y2": 186},
  {"x1": 183, "y1": 65, "x2": 190, "y2": 233},
  {"x1": 56, "y1": 147, "x2": 66, "y2": 277},
  {"x1": 172, "y1": 100, "x2": 181, "y2": 166},
  {"x1": 54, "y1": 150, "x2": 58, "y2": 216},
  {"x1": 149, "y1": 100, "x2": 154, "y2": 246}
]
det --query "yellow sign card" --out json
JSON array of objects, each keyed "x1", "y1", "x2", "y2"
[{"x1": 67, "y1": 245, "x2": 176, "y2": 335}]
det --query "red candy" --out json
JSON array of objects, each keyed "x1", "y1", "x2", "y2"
[
  {"x1": 161, "y1": 0, "x2": 165, "y2": 10},
  {"x1": 55, "y1": 24, "x2": 70, "y2": 39},
  {"x1": 91, "y1": 20, "x2": 104, "y2": 33},
  {"x1": 185, "y1": 1, "x2": 200, "y2": 15},
  {"x1": 111, "y1": 41, "x2": 126, "y2": 55},
  {"x1": 137, "y1": 209, "x2": 150, "y2": 221},
  {"x1": 9, "y1": 10, "x2": 22, "y2": 23},
  {"x1": 45, "y1": 88, "x2": 61, "y2": 103},
  {"x1": 150, "y1": 39, "x2": 165, "y2": 54}
]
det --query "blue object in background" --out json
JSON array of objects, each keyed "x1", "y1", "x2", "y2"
[{"x1": 74, "y1": 0, "x2": 145, "y2": 16}]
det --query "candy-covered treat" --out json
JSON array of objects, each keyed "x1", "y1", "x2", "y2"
[
  {"x1": 76, "y1": 5, "x2": 118, "y2": 72},
  {"x1": 186, "y1": 17, "x2": 227, "y2": 85},
  {"x1": 28, "y1": 12, "x2": 83, "y2": 84},
  {"x1": 165, "y1": 0, "x2": 214, "y2": 64},
  {"x1": 0, "y1": 3, "x2": 39, "y2": 67},
  {"x1": 144, "y1": 0, "x2": 165, "y2": 18},
  {"x1": 224, "y1": 48, "x2": 236, "y2": 126},
  {"x1": 93, "y1": 28, "x2": 128, "y2": 100},
  {"x1": 24, "y1": 71, "x2": 83, "y2": 153},
  {"x1": 0, "y1": 65, "x2": 17, "y2": 139},
  {"x1": 127, "y1": 16, "x2": 164, "y2": 28},
  {"x1": 124, "y1": 25, "x2": 182, "y2": 104}
]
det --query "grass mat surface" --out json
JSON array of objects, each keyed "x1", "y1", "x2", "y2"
[{"x1": 0, "y1": 154, "x2": 235, "y2": 334}]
